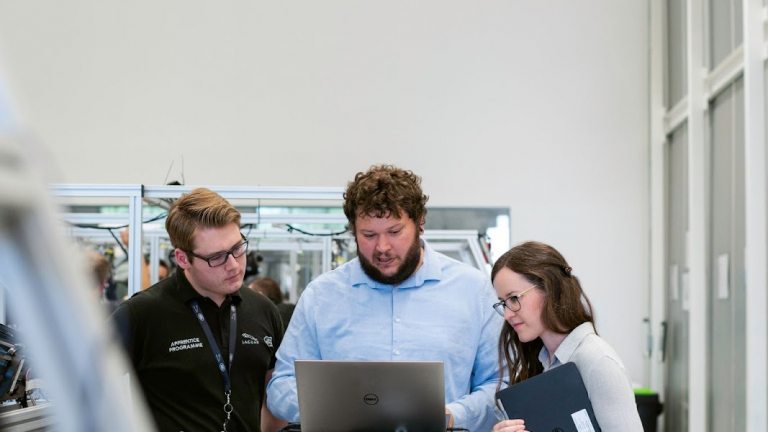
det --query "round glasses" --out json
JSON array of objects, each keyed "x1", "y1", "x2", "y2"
[
  {"x1": 492, "y1": 285, "x2": 537, "y2": 316},
  {"x1": 185, "y1": 236, "x2": 249, "y2": 267}
]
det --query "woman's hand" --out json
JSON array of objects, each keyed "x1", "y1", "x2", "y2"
[{"x1": 493, "y1": 419, "x2": 526, "y2": 432}]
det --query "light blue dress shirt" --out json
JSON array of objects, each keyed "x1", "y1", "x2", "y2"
[
  {"x1": 538, "y1": 322, "x2": 644, "y2": 432},
  {"x1": 267, "y1": 240, "x2": 505, "y2": 432}
]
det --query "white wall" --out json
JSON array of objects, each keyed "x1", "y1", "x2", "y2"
[{"x1": 0, "y1": 1, "x2": 650, "y2": 383}]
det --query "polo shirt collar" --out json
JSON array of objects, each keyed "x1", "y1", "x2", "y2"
[
  {"x1": 351, "y1": 239, "x2": 442, "y2": 289},
  {"x1": 169, "y1": 268, "x2": 243, "y2": 305}
]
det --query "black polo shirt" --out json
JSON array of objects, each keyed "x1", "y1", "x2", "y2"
[{"x1": 111, "y1": 269, "x2": 283, "y2": 432}]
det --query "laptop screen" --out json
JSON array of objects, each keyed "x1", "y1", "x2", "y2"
[{"x1": 296, "y1": 360, "x2": 446, "y2": 432}]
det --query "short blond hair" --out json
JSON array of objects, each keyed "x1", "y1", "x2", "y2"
[{"x1": 165, "y1": 188, "x2": 241, "y2": 254}]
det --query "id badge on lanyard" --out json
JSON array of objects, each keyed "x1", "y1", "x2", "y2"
[{"x1": 190, "y1": 300, "x2": 237, "y2": 432}]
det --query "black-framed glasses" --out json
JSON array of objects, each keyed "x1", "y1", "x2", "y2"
[
  {"x1": 492, "y1": 285, "x2": 537, "y2": 316},
  {"x1": 185, "y1": 235, "x2": 249, "y2": 267}
]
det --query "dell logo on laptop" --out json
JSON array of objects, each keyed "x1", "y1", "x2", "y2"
[{"x1": 364, "y1": 394, "x2": 379, "y2": 405}]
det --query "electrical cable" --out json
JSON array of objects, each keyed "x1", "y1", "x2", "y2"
[
  {"x1": 239, "y1": 223, "x2": 347, "y2": 237},
  {"x1": 65, "y1": 213, "x2": 167, "y2": 258},
  {"x1": 107, "y1": 228, "x2": 128, "y2": 257},
  {"x1": 285, "y1": 224, "x2": 347, "y2": 237},
  {"x1": 66, "y1": 212, "x2": 167, "y2": 230}
]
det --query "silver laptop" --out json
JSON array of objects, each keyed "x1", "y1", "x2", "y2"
[{"x1": 295, "y1": 360, "x2": 446, "y2": 432}]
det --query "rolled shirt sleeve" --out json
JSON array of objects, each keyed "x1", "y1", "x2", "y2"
[
  {"x1": 446, "y1": 278, "x2": 507, "y2": 430},
  {"x1": 266, "y1": 287, "x2": 320, "y2": 421}
]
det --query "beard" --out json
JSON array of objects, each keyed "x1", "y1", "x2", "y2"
[{"x1": 358, "y1": 233, "x2": 423, "y2": 286}]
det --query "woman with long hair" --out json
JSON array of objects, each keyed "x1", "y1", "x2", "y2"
[{"x1": 491, "y1": 241, "x2": 642, "y2": 432}]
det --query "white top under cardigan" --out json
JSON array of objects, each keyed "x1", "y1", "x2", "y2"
[{"x1": 538, "y1": 322, "x2": 644, "y2": 432}]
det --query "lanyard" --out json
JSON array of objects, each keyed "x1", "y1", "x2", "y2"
[{"x1": 190, "y1": 300, "x2": 237, "y2": 432}]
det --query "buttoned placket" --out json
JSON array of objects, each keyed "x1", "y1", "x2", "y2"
[
  {"x1": 200, "y1": 297, "x2": 234, "y2": 369},
  {"x1": 392, "y1": 287, "x2": 402, "y2": 358},
  {"x1": 218, "y1": 298, "x2": 232, "y2": 369}
]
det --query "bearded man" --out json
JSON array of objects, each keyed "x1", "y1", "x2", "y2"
[{"x1": 267, "y1": 165, "x2": 504, "y2": 432}]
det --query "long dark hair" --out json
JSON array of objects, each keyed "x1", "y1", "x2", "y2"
[{"x1": 492, "y1": 241, "x2": 596, "y2": 387}]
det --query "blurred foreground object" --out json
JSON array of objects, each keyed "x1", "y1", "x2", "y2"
[
  {"x1": 0, "y1": 323, "x2": 27, "y2": 405},
  {"x1": 0, "y1": 75, "x2": 154, "y2": 431}
]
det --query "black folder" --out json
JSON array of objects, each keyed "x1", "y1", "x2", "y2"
[{"x1": 495, "y1": 362, "x2": 601, "y2": 432}]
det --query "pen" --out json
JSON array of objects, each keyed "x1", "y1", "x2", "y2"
[{"x1": 497, "y1": 399, "x2": 509, "y2": 420}]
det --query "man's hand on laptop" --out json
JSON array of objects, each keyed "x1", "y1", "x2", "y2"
[{"x1": 445, "y1": 408, "x2": 453, "y2": 428}]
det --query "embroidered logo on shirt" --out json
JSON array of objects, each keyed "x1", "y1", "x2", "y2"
[
  {"x1": 168, "y1": 337, "x2": 203, "y2": 353},
  {"x1": 242, "y1": 333, "x2": 260, "y2": 345},
  {"x1": 263, "y1": 336, "x2": 273, "y2": 348}
]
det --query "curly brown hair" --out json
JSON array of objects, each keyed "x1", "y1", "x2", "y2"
[
  {"x1": 343, "y1": 165, "x2": 429, "y2": 234},
  {"x1": 491, "y1": 241, "x2": 596, "y2": 388}
]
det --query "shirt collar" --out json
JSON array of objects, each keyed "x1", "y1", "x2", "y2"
[
  {"x1": 169, "y1": 268, "x2": 243, "y2": 305},
  {"x1": 351, "y1": 239, "x2": 442, "y2": 289},
  {"x1": 538, "y1": 321, "x2": 596, "y2": 368}
]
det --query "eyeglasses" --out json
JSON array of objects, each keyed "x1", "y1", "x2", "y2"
[
  {"x1": 185, "y1": 235, "x2": 249, "y2": 267},
  {"x1": 492, "y1": 285, "x2": 537, "y2": 316}
]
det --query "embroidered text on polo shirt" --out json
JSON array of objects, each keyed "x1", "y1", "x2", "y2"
[
  {"x1": 168, "y1": 337, "x2": 203, "y2": 352},
  {"x1": 242, "y1": 333, "x2": 260, "y2": 345}
]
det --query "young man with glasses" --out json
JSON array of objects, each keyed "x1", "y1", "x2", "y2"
[
  {"x1": 111, "y1": 188, "x2": 285, "y2": 432},
  {"x1": 267, "y1": 165, "x2": 505, "y2": 432}
]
